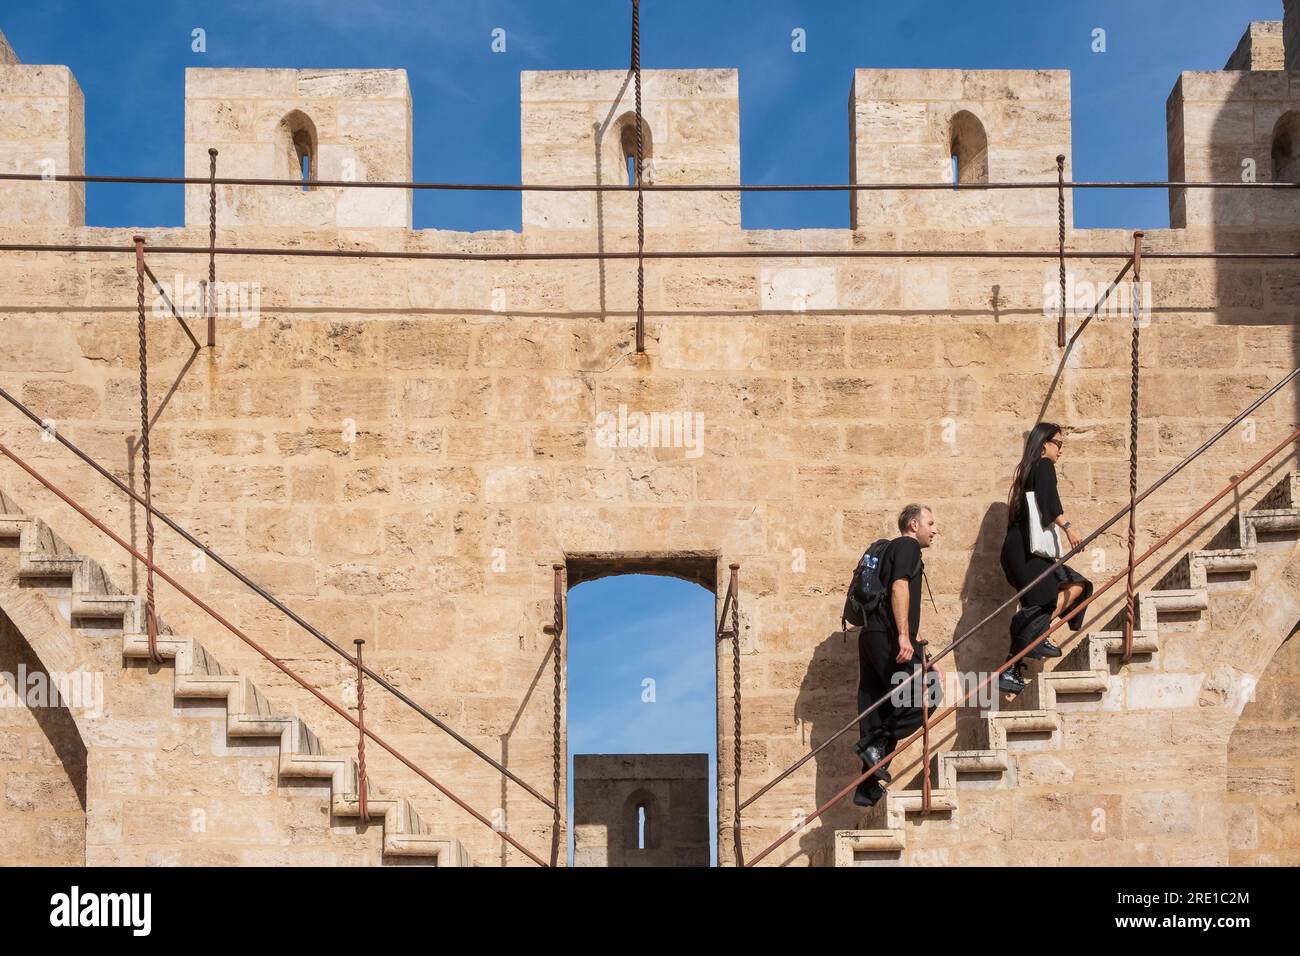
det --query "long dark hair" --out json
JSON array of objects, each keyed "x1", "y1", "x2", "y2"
[{"x1": 1007, "y1": 421, "x2": 1061, "y2": 527}]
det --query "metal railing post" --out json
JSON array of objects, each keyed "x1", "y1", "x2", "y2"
[
  {"x1": 133, "y1": 236, "x2": 161, "y2": 664},
  {"x1": 551, "y1": 563, "x2": 564, "y2": 867},
  {"x1": 919, "y1": 641, "x2": 931, "y2": 815},
  {"x1": 354, "y1": 638, "x2": 369, "y2": 823},
  {"x1": 1123, "y1": 230, "x2": 1144, "y2": 663},
  {"x1": 207, "y1": 148, "x2": 217, "y2": 348}
]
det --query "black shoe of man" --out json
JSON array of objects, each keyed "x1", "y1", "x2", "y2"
[
  {"x1": 853, "y1": 777, "x2": 885, "y2": 807},
  {"x1": 852, "y1": 737, "x2": 893, "y2": 784},
  {"x1": 999, "y1": 666, "x2": 1027, "y2": 696}
]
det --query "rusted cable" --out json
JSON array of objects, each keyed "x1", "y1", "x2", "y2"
[
  {"x1": 0, "y1": 441, "x2": 550, "y2": 866},
  {"x1": 133, "y1": 237, "x2": 161, "y2": 664},
  {"x1": 747, "y1": 424, "x2": 1300, "y2": 866},
  {"x1": 140, "y1": 260, "x2": 201, "y2": 350},
  {"x1": 208, "y1": 148, "x2": 217, "y2": 348},
  {"x1": 1123, "y1": 231, "x2": 1144, "y2": 662},
  {"x1": 1064, "y1": 256, "x2": 1133, "y2": 352},
  {"x1": 632, "y1": 0, "x2": 646, "y2": 353},
  {"x1": 1057, "y1": 154, "x2": 1066, "y2": 348}
]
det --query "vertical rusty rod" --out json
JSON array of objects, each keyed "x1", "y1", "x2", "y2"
[
  {"x1": 207, "y1": 148, "x2": 217, "y2": 348},
  {"x1": 729, "y1": 562, "x2": 743, "y2": 866},
  {"x1": 354, "y1": 638, "x2": 369, "y2": 823},
  {"x1": 919, "y1": 643, "x2": 931, "y2": 814},
  {"x1": 551, "y1": 562, "x2": 564, "y2": 867},
  {"x1": 1122, "y1": 230, "x2": 1144, "y2": 663},
  {"x1": 134, "y1": 236, "x2": 161, "y2": 664},
  {"x1": 1057, "y1": 154, "x2": 1067, "y2": 348},
  {"x1": 631, "y1": 0, "x2": 645, "y2": 354}
]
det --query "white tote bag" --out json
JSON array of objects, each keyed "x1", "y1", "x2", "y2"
[{"x1": 1025, "y1": 491, "x2": 1062, "y2": 560}]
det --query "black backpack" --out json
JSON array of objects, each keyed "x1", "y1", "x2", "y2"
[{"x1": 841, "y1": 538, "x2": 892, "y2": 629}]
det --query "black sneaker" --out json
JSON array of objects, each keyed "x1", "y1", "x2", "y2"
[
  {"x1": 998, "y1": 666, "x2": 1027, "y2": 696},
  {"x1": 1027, "y1": 638, "x2": 1063, "y2": 660},
  {"x1": 853, "y1": 777, "x2": 885, "y2": 807},
  {"x1": 852, "y1": 738, "x2": 893, "y2": 784}
]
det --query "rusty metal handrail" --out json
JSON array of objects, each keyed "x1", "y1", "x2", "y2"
[
  {"x1": 2, "y1": 170, "x2": 1299, "y2": 192},
  {"x1": 0, "y1": 440, "x2": 549, "y2": 866},
  {"x1": 1, "y1": 241, "x2": 1297, "y2": 264},
  {"x1": 739, "y1": 364, "x2": 1299, "y2": 814},
  {"x1": 748, "y1": 423, "x2": 1300, "y2": 865},
  {"x1": 0, "y1": 383, "x2": 555, "y2": 813}
]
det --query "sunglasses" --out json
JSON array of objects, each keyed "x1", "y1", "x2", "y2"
[{"x1": 1047, "y1": 438, "x2": 1064, "y2": 450}]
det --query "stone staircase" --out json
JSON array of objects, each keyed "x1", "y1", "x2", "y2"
[
  {"x1": 0, "y1": 488, "x2": 470, "y2": 866},
  {"x1": 835, "y1": 472, "x2": 1300, "y2": 865}
]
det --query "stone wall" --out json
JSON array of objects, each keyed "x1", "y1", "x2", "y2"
[
  {"x1": 0, "y1": 53, "x2": 1297, "y2": 867},
  {"x1": 1227, "y1": 627, "x2": 1300, "y2": 864}
]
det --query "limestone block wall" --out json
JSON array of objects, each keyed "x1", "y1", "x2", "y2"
[
  {"x1": 0, "y1": 55, "x2": 1297, "y2": 867},
  {"x1": 849, "y1": 69, "x2": 1072, "y2": 229}
]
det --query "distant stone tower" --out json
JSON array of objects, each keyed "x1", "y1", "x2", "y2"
[
  {"x1": 0, "y1": 31, "x2": 85, "y2": 226},
  {"x1": 572, "y1": 754, "x2": 710, "y2": 867},
  {"x1": 184, "y1": 68, "x2": 413, "y2": 229},
  {"x1": 1166, "y1": 17, "x2": 1300, "y2": 227}
]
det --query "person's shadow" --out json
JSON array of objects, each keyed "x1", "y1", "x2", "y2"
[{"x1": 792, "y1": 626, "x2": 866, "y2": 865}]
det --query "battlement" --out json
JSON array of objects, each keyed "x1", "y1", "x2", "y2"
[
  {"x1": 184, "y1": 68, "x2": 413, "y2": 229},
  {"x1": 849, "y1": 68, "x2": 1072, "y2": 229},
  {"x1": 1, "y1": 6, "x2": 1298, "y2": 234},
  {"x1": 1225, "y1": 21, "x2": 1286, "y2": 71}
]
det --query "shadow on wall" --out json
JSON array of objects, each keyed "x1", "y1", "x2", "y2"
[{"x1": 0, "y1": 610, "x2": 86, "y2": 812}]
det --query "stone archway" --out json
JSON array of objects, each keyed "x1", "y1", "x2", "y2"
[{"x1": 563, "y1": 551, "x2": 724, "y2": 864}]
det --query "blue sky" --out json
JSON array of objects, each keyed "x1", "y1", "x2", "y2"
[
  {"x1": 566, "y1": 573, "x2": 716, "y2": 864},
  {"x1": 1, "y1": 0, "x2": 1286, "y2": 230}
]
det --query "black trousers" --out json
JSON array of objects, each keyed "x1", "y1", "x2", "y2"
[{"x1": 856, "y1": 628, "x2": 939, "y2": 773}]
